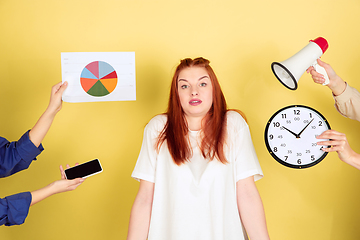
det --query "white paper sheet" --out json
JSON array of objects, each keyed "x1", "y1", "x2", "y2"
[{"x1": 61, "y1": 52, "x2": 136, "y2": 103}]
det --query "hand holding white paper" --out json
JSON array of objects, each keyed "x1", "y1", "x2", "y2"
[{"x1": 61, "y1": 52, "x2": 136, "y2": 103}]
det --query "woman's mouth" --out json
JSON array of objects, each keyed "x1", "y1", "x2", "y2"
[{"x1": 189, "y1": 99, "x2": 202, "y2": 106}]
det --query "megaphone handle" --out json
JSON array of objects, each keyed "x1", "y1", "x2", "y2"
[{"x1": 314, "y1": 64, "x2": 330, "y2": 85}]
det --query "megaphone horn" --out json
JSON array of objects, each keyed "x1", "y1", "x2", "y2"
[{"x1": 271, "y1": 37, "x2": 329, "y2": 90}]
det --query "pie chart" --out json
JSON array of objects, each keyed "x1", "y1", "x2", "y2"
[{"x1": 80, "y1": 61, "x2": 118, "y2": 97}]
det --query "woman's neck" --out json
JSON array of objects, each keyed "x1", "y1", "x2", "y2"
[{"x1": 185, "y1": 115, "x2": 205, "y2": 131}]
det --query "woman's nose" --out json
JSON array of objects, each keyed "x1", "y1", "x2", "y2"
[{"x1": 191, "y1": 89, "x2": 198, "y2": 96}]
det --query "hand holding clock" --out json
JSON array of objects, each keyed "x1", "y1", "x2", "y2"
[{"x1": 317, "y1": 130, "x2": 360, "y2": 170}]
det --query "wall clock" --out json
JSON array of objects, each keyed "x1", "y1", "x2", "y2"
[{"x1": 264, "y1": 105, "x2": 331, "y2": 169}]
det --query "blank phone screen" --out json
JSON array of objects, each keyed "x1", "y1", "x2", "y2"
[{"x1": 65, "y1": 159, "x2": 102, "y2": 180}]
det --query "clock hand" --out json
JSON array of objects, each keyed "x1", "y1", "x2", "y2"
[
  {"x1": 297, "y1": 118, "x2": 314, "y2": 138},
  {"x1": 281, "y1": 126, "x2": 299, "y2": 138}
]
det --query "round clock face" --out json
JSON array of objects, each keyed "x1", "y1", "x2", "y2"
[{"x1": 264, "y1": 105, "x2": 331, "y2": 169}]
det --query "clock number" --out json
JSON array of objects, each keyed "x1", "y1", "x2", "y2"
[
  {"x1": 297, "y1": 153, "x2": 302, "y2": 156},
  {"x1": 318, "y1": 121, "x2": 323, "y2": 126},
  {"x1": 309, "y1": 113, "x2": 313, "y2": 118},
  {"x1": 284, "y1": 156, "x2": 288, "y2": 161},
  {"x1": 311, "y1": 126, "x2": 316, "y2": 129},
  {"x1": 273, "y1": 147, "x2": 278, "y2": 152},
  {"x1": 294, "y1": 110, "x2": 300, "y2": 115},
  {"x1": 273, "y1": 122, "x2": 280, "y2": 127},
  {"x1": 294, "y1": 117, "x2": 300, "y2": 121},
  {"x1": 297, "y1": 159, "x2": 302, "y2": 164},
  {"x1": 269, "y1": 134, "x2": 274, "y2": 140},
  {"x1": 287, "y1": 150, "x2": 292, "y2": 154},
  {"x1": 281, "y1": 114, "x2": 287, "y2": 119},
  {"x1": 306, "y1": 150, "x2": 310, "y2": 153},
  {"x1": 286, "y1": 120, "x2": 291, "y2": 124},
  {"x1": 312, "y1": 143, "x2": 317, "y2": 147},
  {"x1": 311, "y1": 155, "x2": 315, "y2": 161}
]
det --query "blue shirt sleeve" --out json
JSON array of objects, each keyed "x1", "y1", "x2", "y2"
[
  {"x1": 0, "y1": 192, "x2": 32, "y2": 226},
  {"x1": 0, "y1": 130, "x2": 44, "y2": 178}
]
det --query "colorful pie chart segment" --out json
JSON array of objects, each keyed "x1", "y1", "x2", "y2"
[{"x1": 80, "y1": 61, "x2": 118, "y2": 97}]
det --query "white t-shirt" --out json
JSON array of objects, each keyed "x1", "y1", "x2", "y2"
[{"x1": 132, "y1": 111, "x2": 263, "y2": 240}]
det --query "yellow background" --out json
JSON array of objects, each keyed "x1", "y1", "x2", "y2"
[{"x1": 1, "y1": 0, "x2": 360, "y2": 239}]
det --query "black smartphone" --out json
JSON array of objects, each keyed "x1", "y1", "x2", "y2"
[{"x1": 64, "y1": 159, "x2": 103, "y2": 180}]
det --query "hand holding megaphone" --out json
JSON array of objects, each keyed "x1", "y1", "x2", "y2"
[
  {"x1": 307, "y1": 59, "x2": 334, "y2": 85},
  {"x1": 307, "y1": 59, "x2": 347, "y2": 96},
  {"x1": 271, "y1": 37, "x2": 329, "y2": 90},
  {"x1": 313, "y1": 61, "x2": 330, "y2": 86}
]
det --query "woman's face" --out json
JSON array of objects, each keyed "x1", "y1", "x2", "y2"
[{"x1": 177, "y1": 66, "x2": 213, "y2": 120}]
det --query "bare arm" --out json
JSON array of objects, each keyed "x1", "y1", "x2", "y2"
[
  {"x1": 30, "y1": 164, "x2": 84, "y2": 206},
  {"x1": 237, "y1": 176, "x2": 270, "y2": 240},
  {"x1": 29, "y1": 82, "x2": 67, "y2": 147},
  {"x1": 127, "y1": 180, "x2": 154, "y2": 240}
]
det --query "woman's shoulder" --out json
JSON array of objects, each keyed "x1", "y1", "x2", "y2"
[
  {"x1": 226, "y1": 110, "x2": 248, "y2": 130},
  {"x1": 146, "y1": 114, "x2": 168, "y2": 131},
  {"x1": 226, "y1": 110, "x2": 246, "y2": 122}
]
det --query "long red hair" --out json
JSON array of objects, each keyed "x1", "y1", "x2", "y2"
[{"x1": 156, "y1": 57, "x2": 245, "y2": 165}]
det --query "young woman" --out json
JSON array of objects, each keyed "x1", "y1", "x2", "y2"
[{"x1": 128, "y1": 57, "x2": 270, "y2": 240}]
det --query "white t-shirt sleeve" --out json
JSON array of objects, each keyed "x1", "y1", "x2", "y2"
[
  {"x1": 131, "y1": 116, "x2": 165, "y2": 182},
  {"x1": 228, "y1": 111, "x2": 264, "y2": 182}
]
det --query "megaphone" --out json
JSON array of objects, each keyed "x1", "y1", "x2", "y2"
[{"x1": 271, "y1": 37, "x2": 329, "y2": 90}]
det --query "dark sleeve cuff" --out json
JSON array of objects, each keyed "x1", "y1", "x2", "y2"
[
  {"x1": 0, "y1": 192, "x2": 32, "y2": 226},
  {"x1": 16, "y1": 130, "x2": 44, "y2": 162}
]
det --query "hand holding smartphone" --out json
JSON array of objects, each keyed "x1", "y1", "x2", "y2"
[{"x1": 64, "y1": 159, "x2": 103, "y2": 180}]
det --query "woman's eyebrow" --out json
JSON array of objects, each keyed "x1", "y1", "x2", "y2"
[
  {"x1": 178, "y1": 75, "x2": 209, "y2": 82},
  {"x1": 198, "y1": 76, "x2": 209, "y2": 81}
]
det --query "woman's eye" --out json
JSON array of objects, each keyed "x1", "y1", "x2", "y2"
[
  {"x1": 200, "y1": 82, "x2": 207, "y2": 87},
  {"x1": 181, "y1": 85, "x2": 189, "y2": 89}
]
